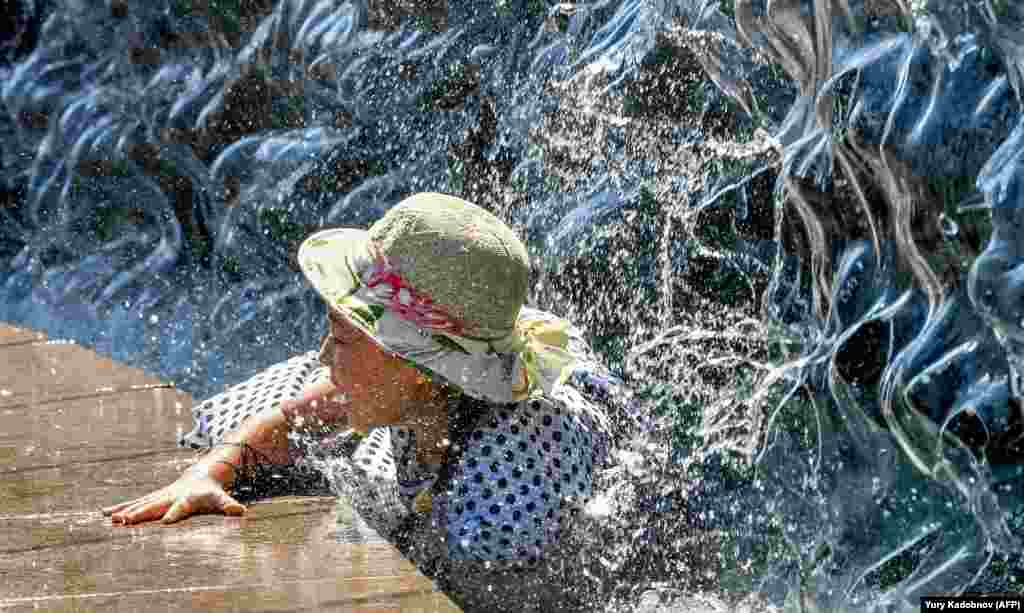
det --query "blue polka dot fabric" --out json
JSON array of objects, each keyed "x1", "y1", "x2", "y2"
[{"x1": 439, "y1": 387, "x2": 612, "y2": 562}]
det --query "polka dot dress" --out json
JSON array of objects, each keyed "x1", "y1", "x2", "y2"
[
  {"x1": 439, "y1": 388, "x2": 612, "y2": 563},
  {"x1": 179, "y1": 325, "x2": 630, "y2": 564}
]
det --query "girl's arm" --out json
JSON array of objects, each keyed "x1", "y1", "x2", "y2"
[{"x1": 104, "y1": 379, "x2": 345, "y2": 525}]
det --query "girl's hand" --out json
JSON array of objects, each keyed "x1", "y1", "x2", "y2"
[
  {"x1": 102, "y1": 466, "x2": 245, "y2": 525},
  {"x1": 105, "y1": 375, "x2": 348, "y2": 526}
]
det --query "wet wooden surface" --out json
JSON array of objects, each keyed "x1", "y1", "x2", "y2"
[{"x1": 0, "y1": 323, "x2": 460, "y2": 612}]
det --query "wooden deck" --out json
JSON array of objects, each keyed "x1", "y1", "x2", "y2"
[{"x1": 0, "y1": 323, "x2": 460, "y2": 612}]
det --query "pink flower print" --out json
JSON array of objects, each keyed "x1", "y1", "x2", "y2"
[{"x1": 365, "y1": 257, "x2": 466, "y2": 335}]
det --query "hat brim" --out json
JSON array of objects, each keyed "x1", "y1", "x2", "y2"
[{"x1": 298, "y1": 228, "x2": 373, "y2": 322}]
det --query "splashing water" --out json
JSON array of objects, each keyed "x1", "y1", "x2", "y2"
[{"x1": 2, "y1": 0, "x2": 1023, "y2": 610}]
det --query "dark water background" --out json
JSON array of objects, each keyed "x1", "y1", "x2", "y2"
[{"x1": 2, "y1": 0, "x2": 1024, "y2": 610}]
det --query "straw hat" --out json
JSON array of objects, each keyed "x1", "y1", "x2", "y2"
[{"x1": 298, "y1": 192, "x2": 576, "y2": 404}]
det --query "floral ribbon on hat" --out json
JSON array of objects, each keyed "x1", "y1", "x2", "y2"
[
  {"x1": 364, "y1": 259, "x2": 467, "y2": 334},
  {"x1": 334, "y1": 256, "x2": 578, "y2": 402}
]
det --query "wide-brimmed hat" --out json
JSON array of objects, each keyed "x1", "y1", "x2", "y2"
[{"x1": 298, "y1": 192, "x2": 577, "y2": 403}]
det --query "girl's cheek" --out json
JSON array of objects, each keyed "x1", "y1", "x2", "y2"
[{"x1": 331, "y1": 345, "x2": 350, "y2": 372}]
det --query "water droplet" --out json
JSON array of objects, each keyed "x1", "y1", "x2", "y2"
[
  {"x1": 149, "y1": 314, "x2": 159, "y2": 324},
  {"x1": 938, "y1": 213, "x2": 959, "y2": 238}
]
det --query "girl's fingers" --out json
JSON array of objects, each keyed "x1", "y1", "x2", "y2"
[
  {"x1": 110, "y1": 501, "x2": 147, "y2": 523},
  {"x1": 107, "y1": 482, "x2": 241, "y2": 526},
  {"x1": 104, "y1": 490, "x2": 164, "y2": 516},
  {"x1": 161, "y1": 498, "x2": 194, "y2": 525},
  {"x1": 119, "y1": 500, "x2": 171, "y2": 525},
  {"x1": 106, "y1": 497, "x2": 156, "y2": 521},
  {"x1": 102, "y1": 499, "x2": 140, "y2": 516}
]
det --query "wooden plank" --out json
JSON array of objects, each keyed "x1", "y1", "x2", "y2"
[
  {"x1": 0, "y1": 324, "x2": 460, "y2": 612},
  {"x1": 0, "y1": 336, "x2": 168, "y2": 411},
  {"x1": 0, "y1": 578, "x2": 453, "y2": 613},
  {"x1": 0, "y1": 324, "x2": 46, "y2": 347}
]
